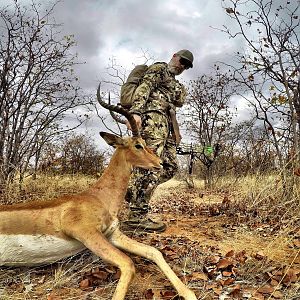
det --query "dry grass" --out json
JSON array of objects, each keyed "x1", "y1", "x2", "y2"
[
  {"x1": 0, "y1": 174, "x2": 95, "y2": 205},
  {"x1": 0, "y1": 173, "x2": 300, "y2": 299}
]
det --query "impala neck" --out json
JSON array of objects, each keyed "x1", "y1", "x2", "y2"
[{"x1": 93, "y1": 148, "x2": 132, "y2": 216}]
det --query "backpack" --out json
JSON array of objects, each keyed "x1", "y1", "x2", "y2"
[{"x1": 120, "y1": 64, "x2": 148, "y2": 108}]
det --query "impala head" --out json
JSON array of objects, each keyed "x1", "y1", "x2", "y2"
[{"x1": 100, "y1": 132, "x2": 162, "y2": 171}]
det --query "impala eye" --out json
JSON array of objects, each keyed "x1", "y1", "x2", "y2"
[{"x1": 135, "y1": 144, "x2": 143, "y2": 150}]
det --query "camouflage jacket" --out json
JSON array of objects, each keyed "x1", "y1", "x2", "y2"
[{"x1": 129, "y1": 62, "x2": 186, "y2": 116}]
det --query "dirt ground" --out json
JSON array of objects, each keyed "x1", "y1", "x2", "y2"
[{"x1": 0, "y1": 179, "x2": 299, "y2": 299}]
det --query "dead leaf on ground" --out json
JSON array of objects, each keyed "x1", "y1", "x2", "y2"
[
  {"x1": 282, "y1": 269, "x2": 298, "y2": 285},
  {"x1": 270, "y1": 279, "x2": 279, "y2": 286},
  {"x1": 257, "y1": 284, "x2": 274, "y2": 294},
  {"x1": 92, "y1": 270, "x2": 109, "y2": 280},
  {"x1": 144, "y1": 288, "x2": 154, "y2": 299},
  {"x1": 79, "y1": 279, "x2": 90, "y2": 290},
  {"x1": 217, "y1": 258, "x2": 233, "y2": 269},
  {"x1": 272, "y1": 290, "x2": 284, "y2": 298},
  {"x1": 212, "y1": 286, "x2": 222, "y2": 295},
  {"x1": 293, "y1": 239, "x2": 300, "y2": 248},
  {"x1": 205, "y1": 282, "x2": 220, "y2": 290},
  {"x1": 223, "y1": 277, "x2": 235, "y2": 286},
  {"x1": 235, "y1": 250, "x2": 248, "y2": 264},
  {"x1": 160, "y1": 290, "x2": 178, "y2": 299},
  {"x1": 229, "y1": 284, "x2": 241, "y2": 297},
  {"x1": 47, "y1": 293, "x2": 62, "y2": 300},
  {"x1": 254, "y1": 251, "x2": 266, "y2": 260},
  {"x1": 205, "y1": 255, "x2": 220, "y2": 264},
  {"x1": 251, "y1": 292, "x2": 265, "y2": 300},
  {"x1": 190, "y1": 271, "x2": 208, "y2": 281},
  {"x1": 222, "y1": 271, "x2": 232, "y2": 277},
  {"x1": 225, "y1": 250, "x2": 235, "y2": 257}
]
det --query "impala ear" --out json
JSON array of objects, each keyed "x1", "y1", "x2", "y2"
[{"x1": 99, "y1": 132, "x2": 124, "y2": 148}]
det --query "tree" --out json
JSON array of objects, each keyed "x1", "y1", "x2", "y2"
[
  {"x1": 218, "y1": 120, "x2": 278, "y2": 177},
  {"x1": 183, "y1": 68, "x2": 235, "y2": 187},
  {"x1": 221, "y1": 0, "x2": 300, "y2": 191},
  {"x1": 59, "y1": 133, "x2": 105, "y2": 175},
  {"x1": 0, "y1": 1, "x2": 88, "y2": 185}
]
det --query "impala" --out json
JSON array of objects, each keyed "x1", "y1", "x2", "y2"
[{"x1": 0, "y1": 85, "x2": 197, "y2": 300}]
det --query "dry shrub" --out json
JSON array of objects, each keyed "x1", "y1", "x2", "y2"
[{"x1": 0, "y1": 174, "x2": 95, "y2": 205}]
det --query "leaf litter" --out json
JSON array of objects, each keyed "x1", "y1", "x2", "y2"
[{"x1": 0, "y1": 179, "x2": 299, "y2": 299}]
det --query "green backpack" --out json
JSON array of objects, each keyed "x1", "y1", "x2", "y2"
[{"x1": 120, "y1": 64, "x2": 148, "y2": 108}]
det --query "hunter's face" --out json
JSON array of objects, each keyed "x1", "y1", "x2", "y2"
[{"x1": 168, "y1": 55, "x2": 186, "y2": 75}]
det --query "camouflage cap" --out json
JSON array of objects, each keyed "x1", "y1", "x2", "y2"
[{"x1": 175, "y1": 49, "x2": 194, "y2": 68}]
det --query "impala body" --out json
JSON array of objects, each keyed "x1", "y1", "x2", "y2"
[{"x1": 0, "y1": 134, "x2": 160, "y2": 267}]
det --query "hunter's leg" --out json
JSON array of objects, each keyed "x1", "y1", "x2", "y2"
[{"x1": 125, "y1": 113, "x2": 169, "y2": 232}]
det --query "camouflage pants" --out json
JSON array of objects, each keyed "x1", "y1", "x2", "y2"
[{"x1": 125, "y1": 112, "x2": 178, "y2": 217}]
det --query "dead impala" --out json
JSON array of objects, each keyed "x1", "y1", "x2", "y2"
[{"x1": 0, "y1": 84, "x2": 197, "y2": 300}]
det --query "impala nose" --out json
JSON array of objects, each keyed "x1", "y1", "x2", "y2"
[{"x1": 152, "y1": 162, "x2": 163, "y2": 171}]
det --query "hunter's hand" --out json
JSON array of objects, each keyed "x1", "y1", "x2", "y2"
[{"x1": 126, "y1": 114, "x2": 142, "y2": 131}]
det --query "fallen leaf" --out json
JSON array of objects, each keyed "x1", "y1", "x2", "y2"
[
  {"x1": 205, "y1": 282, "x2": 219, "y2": 290},
  {"x1": 282, "y1": 269, "x2": 298, "y2": 285},
  {"x1": 222, "y1": 271, "x2": 232, "y2": 277},
  {"x1": 293, "y1": 239, "x2": 300, "y2": 248},
  {"x1": 191, "y1": 271, "x2": 208, "y2": 281},
  {"x1": 294, "y1": 167, "x2": 300, "y2": 176},
  {"x1": 160, "y1": 290, "x2": 177, "y2": 299},
  {"x1": 272, "y1": 270, "x2": 283, "y2": 276},
  {"x1": 212, "y1": 286, "x2": 222, "y2": 295},
  {"x1": 270, "y1": 279, "x2": 279, "y2": 286},
  {"x1": 236, "y1": 250, "x2": 247, "y2": 264},
  {"x1": 254, "y1": 251, "x2": 265, "y2": 260},
  {"x1": 79, "y1": 279, "x2": 90, "y2": 289},
  {"x1": 223, "y1": 278, "x2": 235, "y2": 286},
  {"x1": 92, "y1": 270, "x2": 109, "y2": 280},
  {"x1": 225, "y1": 250, "x2": 235, "y2": 257},
  {"x1": 272, "y1": 290, "x2": 284, "y2": 298},
  {"x1": 257, "y1": 284, "x2": 274, "y2": 294},
  {"x1": 217, "y1": 258, "x2": 233, "y2": 269},
  {"x1": 229, "y1": 284, "x2": 241, "y2": 297},
  {"x1": 144, "y1": 288, "x2": 154, "y2": 299},
  {"x1": 47, "y1": 294, "x2": 62, "y2": 300},
  {"x1": 24, "y1": 283, "x2": 34, "y2": 293},
  {"x1": 112, "y1": 269, "x2": 121, "y2": 280},
  {"x1": 252, "y1": 292, "x2": 265, "y2": 300},
  {"x1": 291, "y1": 267, "x2": 300, "y2": 275},
  {"x1": 206, "y1": 255, "x2": 220, "y2": 264}
]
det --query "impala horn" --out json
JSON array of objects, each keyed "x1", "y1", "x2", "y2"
[{"x1": 97, "y1": 84, "x2": 140, "y2": 137}]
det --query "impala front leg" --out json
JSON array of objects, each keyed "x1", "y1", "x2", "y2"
[
  {"x1": 67, "y1": 227, "x2": 135, "y2": 300},
  {"x1": 110, "y1": 229, "x2": 197, "y2": 300}
]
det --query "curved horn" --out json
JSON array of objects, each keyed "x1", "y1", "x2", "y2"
[
  {"x1": 107, "y1": 93, "x2": 127, "y2": 125},
  {"x1": 97, "y1": 84, "x2": 140, "y2": 137}
]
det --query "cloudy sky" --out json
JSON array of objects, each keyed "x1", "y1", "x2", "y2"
[
  {"x1": 51, "y1": 0, "x2": 240, "y2": 89},
  {"x1": 3, "y1": 0, "x2": 248, "y2": 146},
  {"x1": 45, "y1": 0, "x2": 245, "y2": 139}
]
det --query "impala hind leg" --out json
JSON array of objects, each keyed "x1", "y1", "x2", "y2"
[
  {"x1": 68, "y1": 228, "x2": 135, "y2": 300},
  {"x1": 110, "y1": 229, "x2": 197, "y2": 300}
]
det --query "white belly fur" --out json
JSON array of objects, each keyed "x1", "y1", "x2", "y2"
[{"x1": 0, "y1": 234, "x2": 86, "y2": 266}]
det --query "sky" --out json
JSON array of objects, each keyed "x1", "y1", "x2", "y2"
[
  {"x1": 51, "y1": 0, "x2": 241, "y2": 89},
  {"x1": 3, "y1": 0, "x2": 249, "y2": 146},
  {"x1": 46, "y1": 0, "x2": 245, "y2": 141}
]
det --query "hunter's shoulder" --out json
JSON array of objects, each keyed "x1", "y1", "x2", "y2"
[{"x1": 147, "y1": 62, "x2": 168, "y2": 73}]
